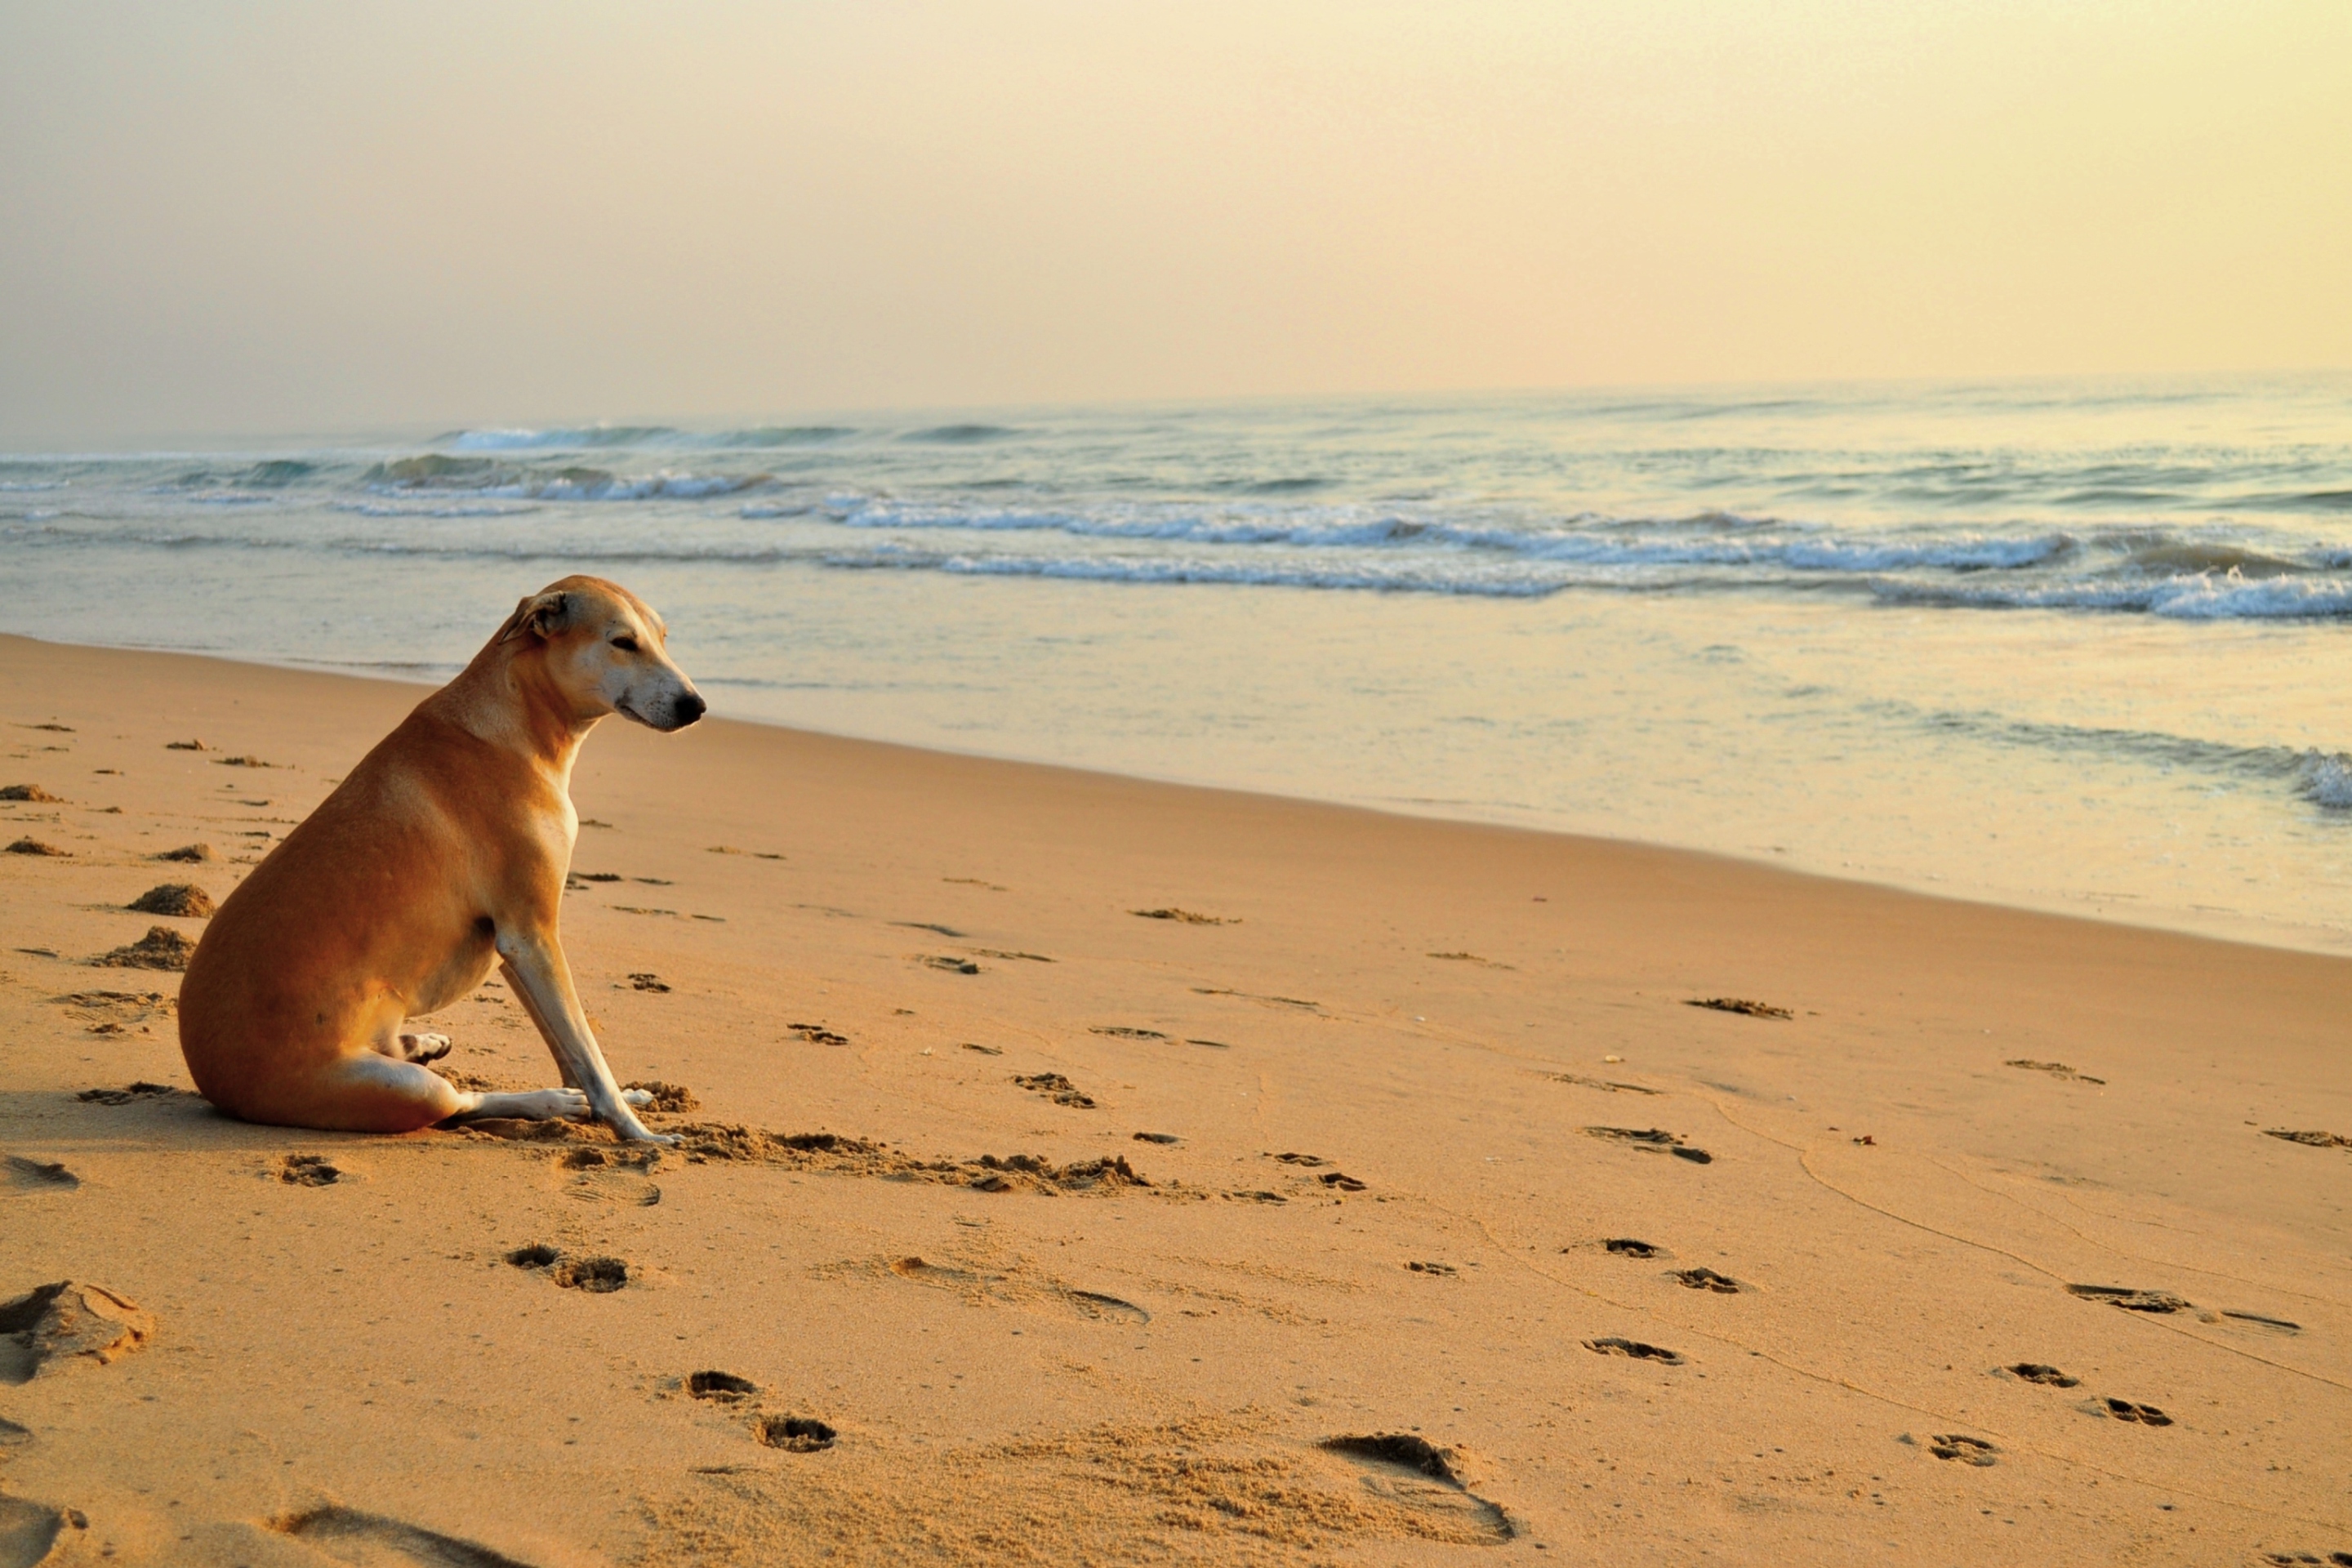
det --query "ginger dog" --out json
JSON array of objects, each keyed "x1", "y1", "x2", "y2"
[{"x1": 179, "y1": 576, "x2": 704, "y2": 1143}]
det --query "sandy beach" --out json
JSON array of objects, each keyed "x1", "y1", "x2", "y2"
[{"x1": 2, "y1": 629, "x2": 2347, "y2": 1566}]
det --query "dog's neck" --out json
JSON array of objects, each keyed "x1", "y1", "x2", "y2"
[{"x1": 430, "y1": 642, "x2": 604, "y2": 784}]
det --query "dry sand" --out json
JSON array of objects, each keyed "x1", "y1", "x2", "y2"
[{"x1": 0, "y1": 630, "x2": 2347, "y2": 1566}]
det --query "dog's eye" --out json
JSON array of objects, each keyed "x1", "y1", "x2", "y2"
[{"x1": 611, "y1": 635, "x2": 639, "y2": 653}]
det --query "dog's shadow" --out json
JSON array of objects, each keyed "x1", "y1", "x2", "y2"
[{"x1": 0, "y1": 1085, "x2": 490, "y2": 1173}]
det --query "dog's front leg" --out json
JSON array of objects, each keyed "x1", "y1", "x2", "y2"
[{"x1": 496, "y1": 933, "x2": 673, "y2": 1144}]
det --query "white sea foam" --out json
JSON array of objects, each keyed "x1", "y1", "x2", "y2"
[
  {"x1": 332, "y1": 501, "x2": 541, "y2": 519},
  {"x1": 2296, "y1": 751, "x2": 2352, "y2": 808}
]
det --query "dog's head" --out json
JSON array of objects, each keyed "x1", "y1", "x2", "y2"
[{"x1": 501, "y1": 576, "x2": 706, "y2": 732}]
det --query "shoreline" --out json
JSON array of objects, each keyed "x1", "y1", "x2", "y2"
[
  {"x1": 2, "y1": 630, "x2": 2347, "y2": 1564},
  {"x1": 6, "y1": 629, "x2": 2341, "y2": 963}
]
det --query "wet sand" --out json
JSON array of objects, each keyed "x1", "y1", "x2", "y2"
[{"x1": 1, "y1": 630, "x2": 2347, "y2": 1566}]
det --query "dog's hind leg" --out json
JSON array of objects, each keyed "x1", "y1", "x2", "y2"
[
  {"x1": 279, "y1": 1055, "x2": 626, "y2": 1132},
  {"x1": 270, "y1": 1054, "x2": 471, "y2": 1134}
]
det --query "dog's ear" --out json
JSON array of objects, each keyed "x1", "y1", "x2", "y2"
[{"x1": 500, "y1": 590, "x2": 573, "y2": 644}]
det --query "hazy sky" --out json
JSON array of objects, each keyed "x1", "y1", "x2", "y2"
[{"x1": 2, "y1": 1, "x2": 2345, "y2": 443}]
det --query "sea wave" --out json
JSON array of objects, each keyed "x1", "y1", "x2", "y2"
[
  {"x1": 447, "y1": 426, "x2": 684, "y2": 451},
  {"x1": 242, "y1": 459, "x2": 318, "y2": 487},
  {"x1": 364, "y1": 455, "x2": 773, "y2": 501},
  {"x1": 1875, "y1": 570, "x2": 2352, "y2": 619},
  {"x1": 830, "y1": 546, "x2": 1610, "y2": 598},
  {"x1": 439, "y1": 424, "x2": 858, "y2": 451},
  {"x1": 901, "y1": 423, "x2": 1017, "y2": 443}
]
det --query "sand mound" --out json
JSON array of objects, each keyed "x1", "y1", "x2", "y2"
[
  {"x1": 127, "y1": 882, "x2": 214, "y2": 917},
  {"x1": 93, "y1": 925, "x2": 198, "y2": 969}
]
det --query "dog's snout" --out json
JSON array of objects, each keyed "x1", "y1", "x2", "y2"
[{"x1": 672, "y1": 691, "x2": 706, "y2": 728}]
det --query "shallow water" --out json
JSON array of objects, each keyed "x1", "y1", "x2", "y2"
[{"x1": 4, "y1": 375, "x2": 2349, "y2": 950}]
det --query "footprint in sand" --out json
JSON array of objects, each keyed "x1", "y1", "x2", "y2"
[
  {"x1": 2262, "y1": 1552, "x2": 2352, "y2": 1566},
  {"x1": 2007, "y1": 1362, "x2": 2080, "y2": 1387},
  {"x1": 266, "y1": 1504, "x2": 534, "y2": 1567},
  {"x1": 1670, "y1": 1267, "x2": 1742, "y2": 1294},
  {"x1": 1267, "y1": 1152, "x2": 1365, "y2": 1189},
  {"x1": 2067, "y1": 1283, "x2": 2192, "y2": 1314},
  {"x1": 553, "y1": 1257, "x2": 630, "y2": 1293},
  {"x1": 1924, "y1": 1433, "x2": 1999, "y2": 1466},
  {"x1": 919, "y1": 955, "x2": 982, "y2": 974},
  {"x1": 689, "y1": 1370, "x2": 759, "y2": 1402},
  {"x1": 1584, "y1": 1337, "x2": 1684, "y2": 1365},
  {"x1": 2, "y1": 1156, "x2": 78, "y2": 1196},
  {"x1": 1584, "y1": 1126, "x2": 1713, "y2": 1164},
  {"x1": 75, "y1": 1081, "x2": 175, "y2": 1107},
  {"x1": 2265, "y1": 1129, "x2": 2352, "y2": 1152},
  {"x1": 0, "y1": 1496, "x2": 71, "y2": 1568},
  {"x1": 1066, "y1": 1290, "x2": 1151, "y2": 1325},
  {"x1": 1601, "y1": 1238, "x2": 1668, "y2": 1259},
  {"x1": 1405, "y1": 1261, "x2": 1458, "y2": 1276},
  {"x1": 1547, "y1": 1072, "x2": 1660, "y2": 1094},
  {"x1": 1317, "y1": 1434, "x2": 1512, "y2": 1542},
  {"x1": 505, "y1": 1244, "x2": 629, "y2": 1292},
  {"x1": 557, "y1": 1147, "x2": 662, "y2": 1205},
  {"x1": 1685, "y1": 997, "x2": 1792, "y2": 1019},
  {"x1": 1131, "y1": 1131, "x2": 1180, "y2": 1145},
  {"x1": 279, "y1": 1153, "x2": 341, "y2": 1187},
  {"x1": 755, "y1": 1414, "x2": 836, "y2": 1451},
  {"x1": 2098, "y1": 1398, "x2": 2172, "y2": 1426},
  {"x1": 54, "y1": 987, "x2": 176, "y2": 1035},
  {"x1": 2007, "y1": 1058, "x2": 2107, "y2": 1085},
  {"x1": 1013, "y1": 1072, "x2": 1098, "y2": 1109},
  {"x1": 888, "y1": 1256, "x2": 1149, "y2": 1324},
  {"x1": 0, "y1": 1281, "x2": 153, "y2": 1384}
]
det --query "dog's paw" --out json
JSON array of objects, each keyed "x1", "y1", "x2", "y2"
[
  {"x1": 398, "y1": 1031, "x2": 452, "y2": 1064},
  {"x1": 522, "y1": 1087, "x2": 593, "y2": 1120},
  {"x1": 621, "y1": 1088, "x2": 655, "y2": 1107}
]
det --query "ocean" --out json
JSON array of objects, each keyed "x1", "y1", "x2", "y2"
[{"x1": 4, "y1": 374, "x2": 2349, "y2": 951}]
